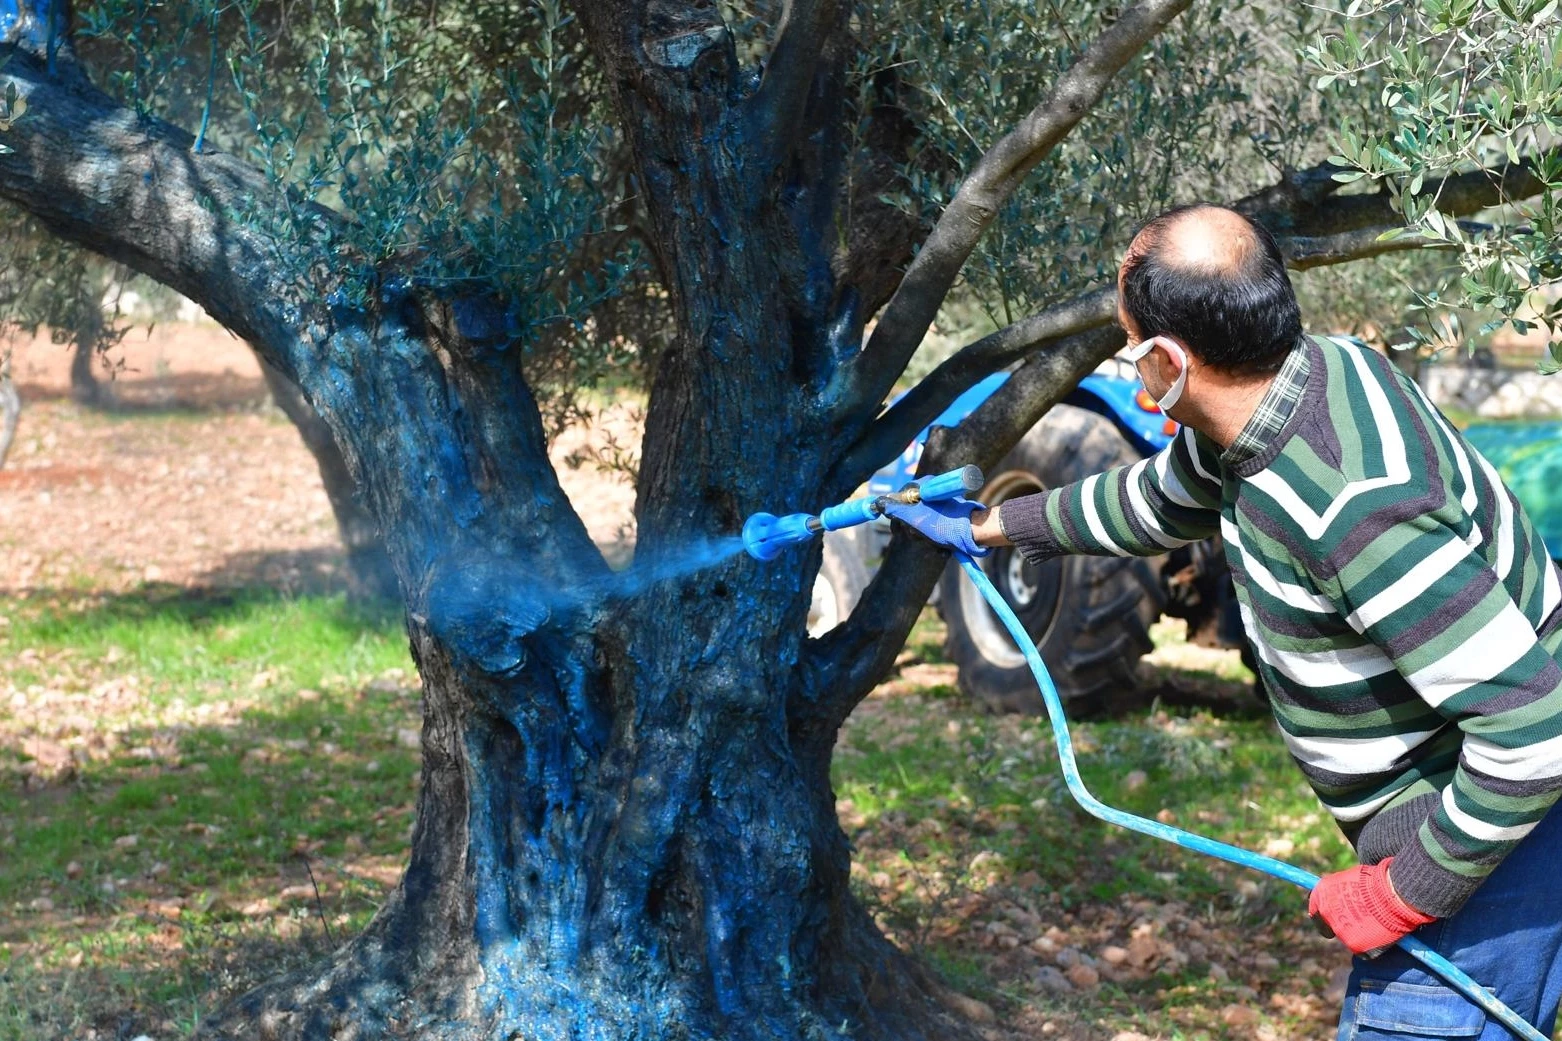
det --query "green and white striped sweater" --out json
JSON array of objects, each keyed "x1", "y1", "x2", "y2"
[{"x1": 997, "y1": 334, "x2": 1562, "y2": 917}]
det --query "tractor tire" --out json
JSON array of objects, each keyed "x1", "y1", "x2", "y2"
[
  {"x1": 809, "y1": 527, "x2": 872, "y2": 636},
  {"x1": 940, "y1": 404, "x2": 1167, "y2": 715}
]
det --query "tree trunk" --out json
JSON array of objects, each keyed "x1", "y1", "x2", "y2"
[
  {"x1": 191, "y1": 296, "x2": 963, "y2": 1040},
  {"x1": 207, "y1": 618, "x2": 958, "y2": 1041},
  {"x1": 68, "y1": 315, "x2": 100, "y2": 405},
  {"x1": 258, "y1": 360, "x2": 399, "y2": 602},
  {"x1": 0, "y1": 354, "x2": 18, "y2": 470},
  {"x1": 187, "y1": 6, "x2": 965, "y2": 1032}
]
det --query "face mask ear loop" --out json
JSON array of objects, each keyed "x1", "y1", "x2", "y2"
[
  {"x1": 1126, "y1": 336, "x2": 1189, "y2": 413},
  {"x1": 1157, "y1": 343, "x2": 1189, "y2": 412}
]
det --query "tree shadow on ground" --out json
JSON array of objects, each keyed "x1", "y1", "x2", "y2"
[
  {"x1": 1, "y1": 563, "x2": 397, "y2": 622},
  {"x1": 188, "y1": 548, "x2": 394, "y2": 604},
  {"x1": 2, "y1": 920, "x2": 339, "y2": 1041},
  {"x1": 13, "y1": 372, "x2": 271, "y2": 415},
  {"x1": 1, "y1": 584, "x2": 418, "y2": 1038},
  {"x1": 1144, "y1": 678, "x2": 1271, "y2": 720},
  {"x1": 0, "y1": 548, "x2": 398, "y2": 608}
]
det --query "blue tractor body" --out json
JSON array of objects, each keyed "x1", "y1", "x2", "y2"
[{"x1": 868, "y1": 369, "x2": 1175, "y2": 497}]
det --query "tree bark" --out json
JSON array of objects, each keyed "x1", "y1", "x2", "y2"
[
  {"x1": 68, "y1": 305, "x2": 100, "y2": 405},
  {"x1": 258, "y1": 360, "x2": 399, "y2": 602}
]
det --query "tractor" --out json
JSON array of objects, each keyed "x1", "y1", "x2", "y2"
[{"x1": 813, "y1": 357, "x2": 1247, "y2": 714}]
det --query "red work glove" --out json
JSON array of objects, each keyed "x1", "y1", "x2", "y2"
[{"x1": 1308, "y1": 857, "x2": 1436, "y2": 956}]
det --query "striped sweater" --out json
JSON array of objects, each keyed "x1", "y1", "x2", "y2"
[{"x1": 998, "y1": 334, "x2": 1562, "y2": 917}]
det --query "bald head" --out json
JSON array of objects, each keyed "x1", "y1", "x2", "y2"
[
  {"x1": 1152, "y1": 205, "x2": 1262, "y2": 273},
  {"x1": 1119, "y1": 204, "x2": 1301, "y2": 377}
]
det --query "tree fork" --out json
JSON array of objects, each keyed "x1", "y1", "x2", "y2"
[{"x1": 0, "y1": 32, "x2": 957, "y2": 1038}]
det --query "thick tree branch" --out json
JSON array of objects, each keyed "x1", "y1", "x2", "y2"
[
  {"x1": 832, "y1": 0, "x2": 1193, "y2": 418},
  {"x1": 1284, "y1": 223, "x2": 1478, "y2": 270},
  {"x1": 748, "y1": 0, "x2": 842, "y2": 152},
  {"x1": 803, "y1": 324, "x2": 1125, "y2": 727},
  {"x1": 1235, "y1": 155, "x2": 1554, "y2": 238},
  {"x1": 0, "y1": 51, "x2": 325, "y2": 379},
  {"x1": 834, "y1": 64, "x2": 948, "y2": 319},
  {"x1": 0, "y1": 48, "x2": 613, "y2": 597},
  {"x1": 793, "y1": 539, "x2": 946, "y2": 735},
  {"x1": 832, "y1": 287, "x2": 1117, "y2": 486},
  {"x1": 923, "y1": 325, "x2": 1129, "y2": 476}
]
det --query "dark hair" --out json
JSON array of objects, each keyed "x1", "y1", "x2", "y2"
[{"x1": 1120, "y1": 204, "x2": 1302, "y2": 377}]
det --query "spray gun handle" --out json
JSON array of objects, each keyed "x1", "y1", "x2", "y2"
[
  {"x1": 816, "y1": 465, "x2": 985, "y2": 531},
  {"x1": 909, "y1": 465, "x2": 985, "y2": 504}
]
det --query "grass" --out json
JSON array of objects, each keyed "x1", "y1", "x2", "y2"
[
  {"x1": 2, "y1": 590, "x2": 1351, "y2": 1040},
  {"x1": 2, "y1": 586, "x2": 404, "y2": 701},
  {"x1": 833, "y1": 609, "x2": 1352, "y2": 1039},
  {"x1": 0, "y1": 587, "x2": 418, "y2": 1041}
]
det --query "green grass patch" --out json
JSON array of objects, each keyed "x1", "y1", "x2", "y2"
[
  {"x1": 834, "y1": 612, "x2": 1352, "y2": 1038},
  {"x1": 835, "y1": 697, "x2": 1345, "y2": 907},
  {"x1": 1, "y1": 587, "x2": 405, "y2": 705},
  {"x1": 1, "y1": 585, "x2": 416, "y2": 1041}
]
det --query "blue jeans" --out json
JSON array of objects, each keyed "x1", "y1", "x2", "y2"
[{"x1": 1336, "y1": 803, "x2": 1562, "y2": 1041}]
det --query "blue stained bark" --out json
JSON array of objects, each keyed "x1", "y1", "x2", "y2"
[{"x1": 0, "y1": 0, "x2": 58, "y2": 50}]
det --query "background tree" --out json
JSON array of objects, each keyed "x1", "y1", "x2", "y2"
[
  {"x1": 0, "y1": 215, "x2": 407, "y2": 595},
  {"x1": 0, "y1": 0, "x2": 1542, "y2": 1036},
  {"x1": 0, "y1": 222, "x2": 123, "y2": 473}
]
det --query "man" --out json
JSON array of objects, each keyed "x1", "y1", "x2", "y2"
[{"x1": 887, "y1": 204, "x2": 1562, "y2": 1040}]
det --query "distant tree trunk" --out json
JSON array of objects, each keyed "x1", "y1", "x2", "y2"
[
  {"x1": 68, "y1": 301, "x2": 101, "y2": 405},
  {"x1": 0, "y1": 353, "x2": 18, "y2": 470},
  {"x1": 259, "y1": 360, "x2": 399, "y2": 602}
]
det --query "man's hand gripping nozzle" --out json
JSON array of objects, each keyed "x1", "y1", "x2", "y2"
[{"x1": 741, "y1": 465, "x2": 985, "y2": 562}]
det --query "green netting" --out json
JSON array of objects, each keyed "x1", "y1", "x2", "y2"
[{"x1": 1463, "y1": 423, "x2": 1562, "y2": 561}]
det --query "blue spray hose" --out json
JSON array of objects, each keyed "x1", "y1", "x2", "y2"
[{"x1": 954, "y1": 555, "x2": 1548, "y2": 1041}]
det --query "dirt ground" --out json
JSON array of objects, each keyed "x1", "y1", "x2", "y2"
[
  {"x1": 1, "y1": 325, "x2": 638, "y2": 593},
  {"x1": 2, "y1": 325, "x2": 1352, "y2": 1041}
]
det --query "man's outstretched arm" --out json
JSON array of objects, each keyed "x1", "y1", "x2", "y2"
[{"x1": 985, "y1": 426, "x2": 1225, "y2": 560}]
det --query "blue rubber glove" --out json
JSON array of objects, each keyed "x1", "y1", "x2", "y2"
[{"x1": 881, "y1": 496, "x2": 990, "y2": 558}]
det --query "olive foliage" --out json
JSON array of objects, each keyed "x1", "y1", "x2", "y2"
[
  {"x1": 4, "y1": 0, "x2": 1441, "y2": 417},
  {"x1": 1309, "y1": 0, "x2": 1562, "y2": 361}
]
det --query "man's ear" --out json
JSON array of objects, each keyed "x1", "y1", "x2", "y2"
[{"x1": 1148, "y1": 335, "x2": 1188, "y2": 373}]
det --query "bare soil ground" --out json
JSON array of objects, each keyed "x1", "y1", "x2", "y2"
[
  {"x1": 1, "y1": 325, "x2": 638, "y2": 594},
  {"x1": 1, "y1": 325, "x2": 1349, "y2": 1041}
]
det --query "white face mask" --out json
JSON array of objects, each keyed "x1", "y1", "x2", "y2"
[{"x1": 1124, "y1": 335, "x2": 1189, "y2": 413}]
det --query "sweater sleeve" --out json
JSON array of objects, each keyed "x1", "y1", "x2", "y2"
[
  {"x1": 997, "y1": 426, "x2": 1224, "y2": 564},
  {"x1": 1318, "y1": 509, "x2": 1562, "y2": 917}
]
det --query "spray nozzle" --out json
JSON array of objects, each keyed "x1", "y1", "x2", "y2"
[
  {"x1": 741, "y1": 511, "x2": 822, "y2": 562},
  {"x1": 742, "y1": 464, "x2": 984, "y2": 562}
]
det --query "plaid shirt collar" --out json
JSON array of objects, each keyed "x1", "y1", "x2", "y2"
[{"x1": 1221, "y1": 339, "x2": 1311, "y2": 468}]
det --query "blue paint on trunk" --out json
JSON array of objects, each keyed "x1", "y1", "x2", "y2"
[{"x1": 0, "y1": 0, "x2": 57, "y2": 48}]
